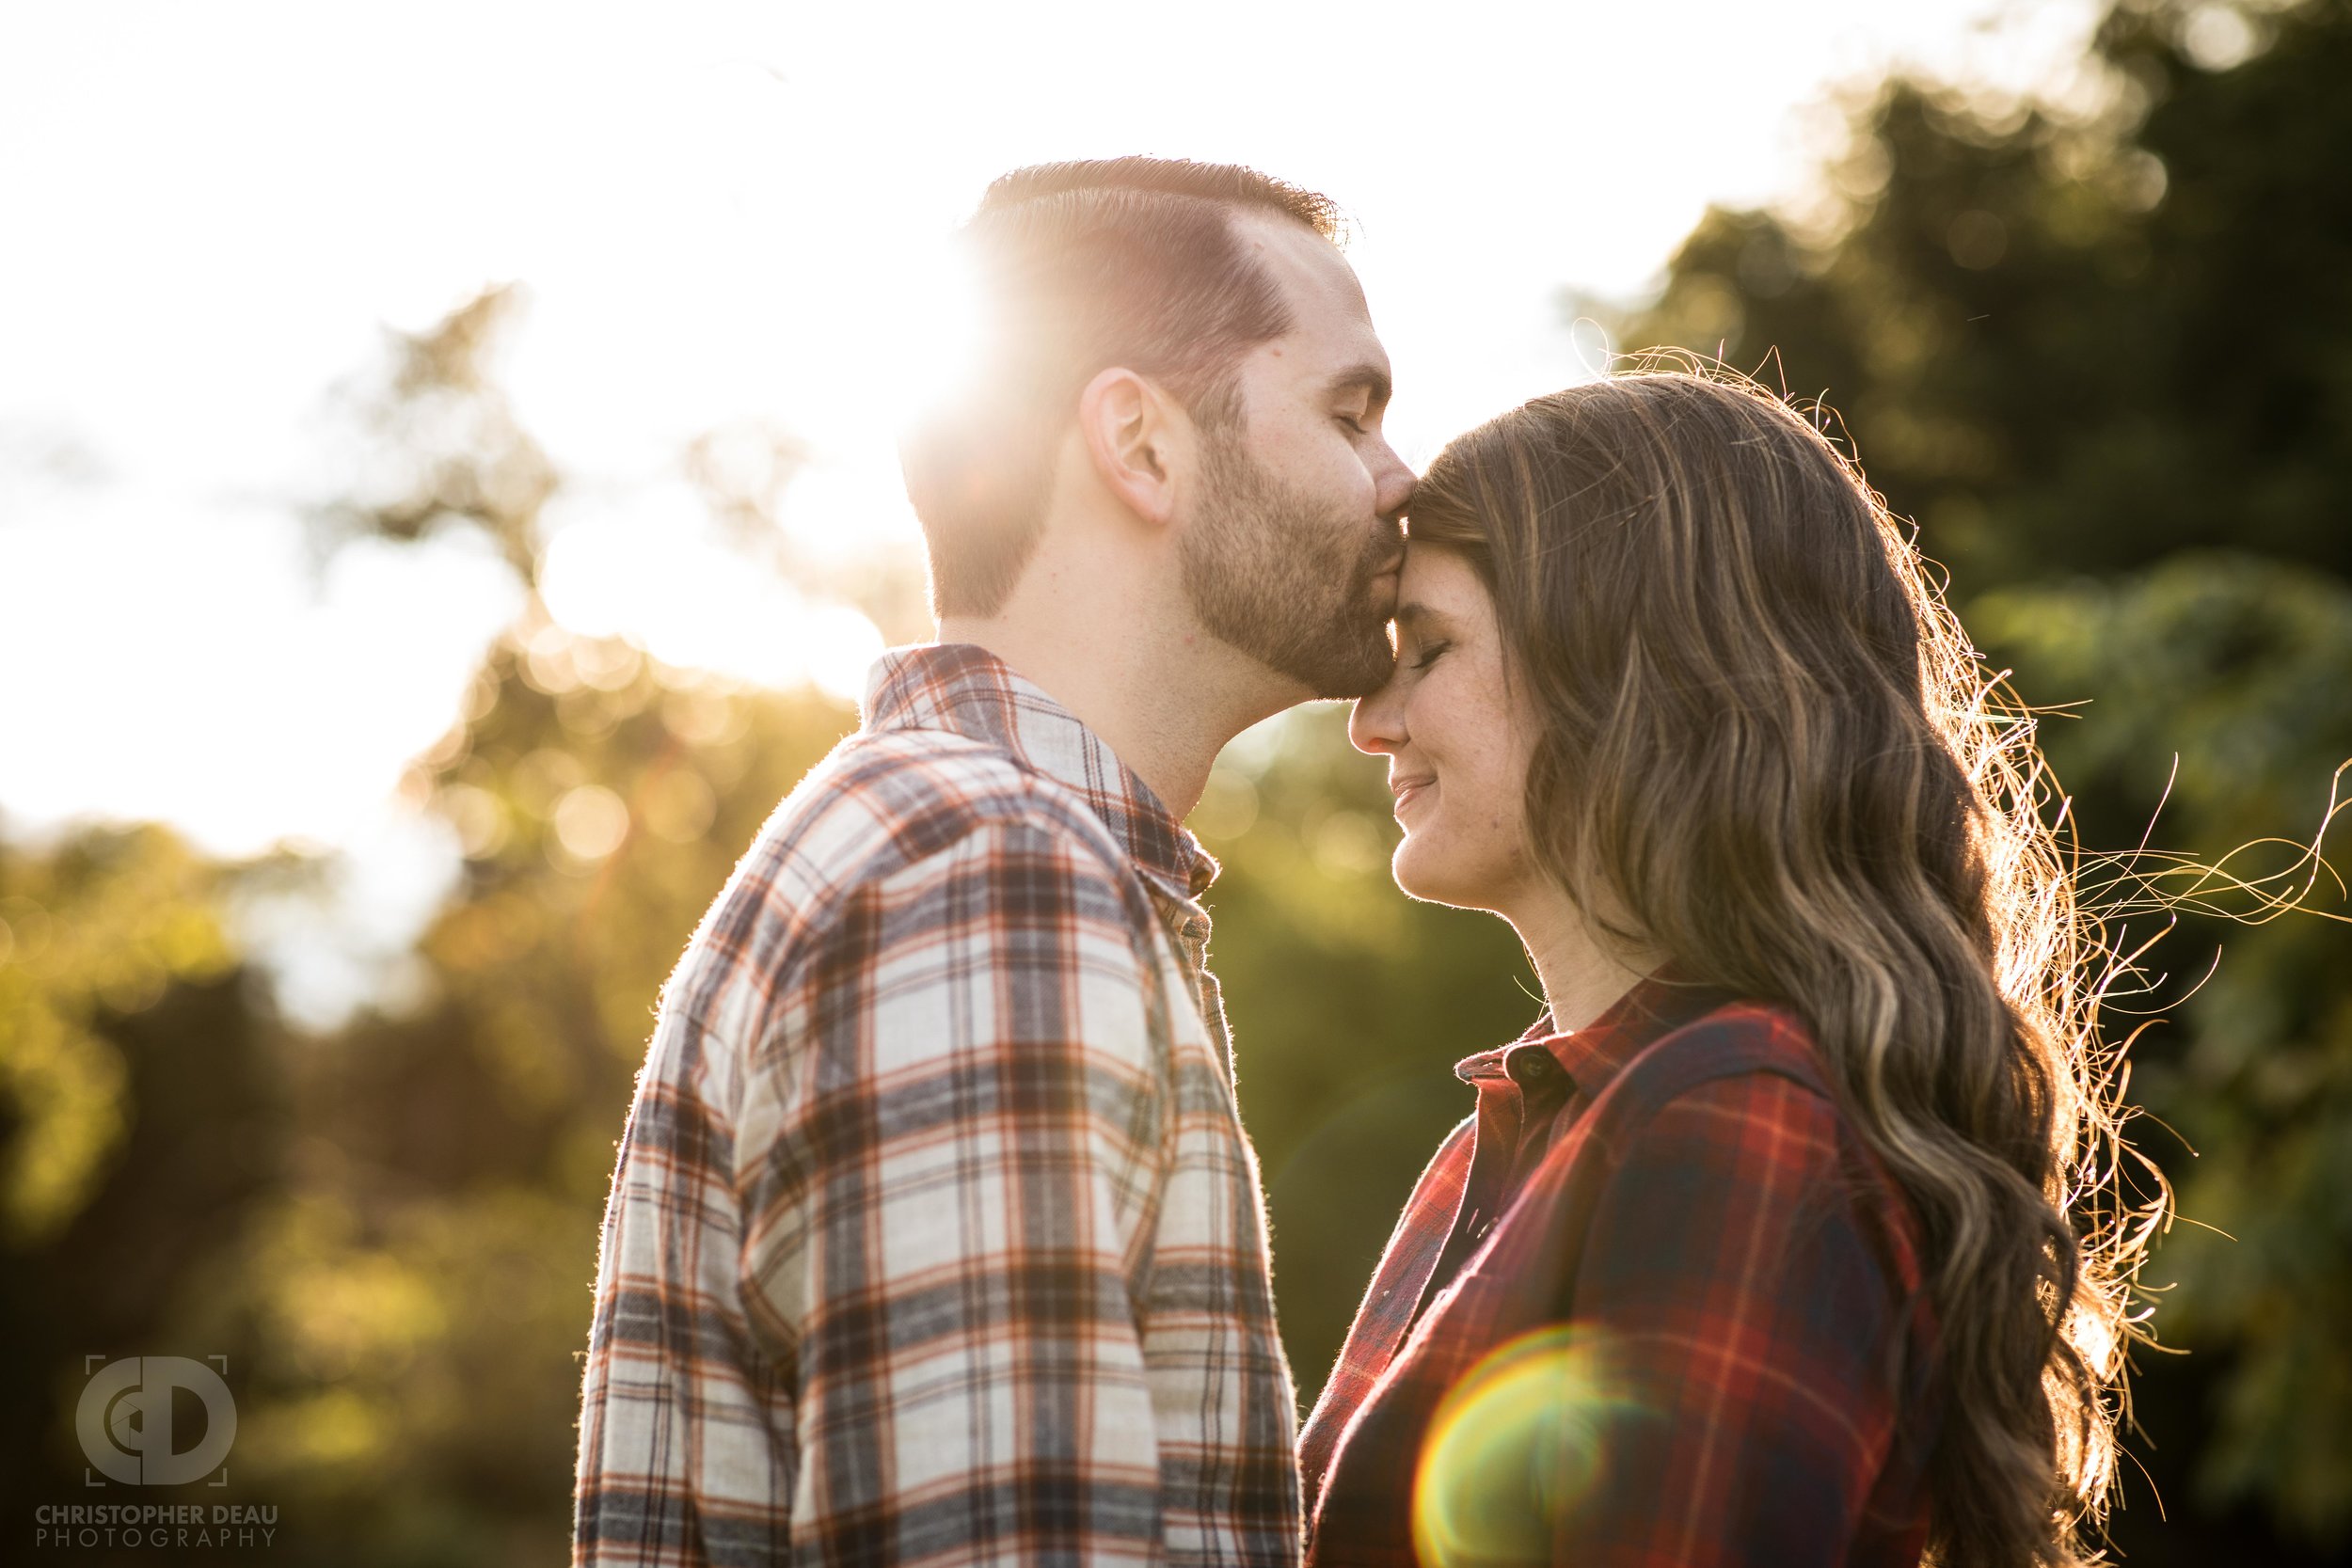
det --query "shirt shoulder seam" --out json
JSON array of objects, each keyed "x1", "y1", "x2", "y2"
[{"x1": 1587, "y1": 1004, "x2": 1838, "y2": 1153}]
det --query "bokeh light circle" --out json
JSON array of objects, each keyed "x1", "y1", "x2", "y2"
[{"x1": 1411, "y1": 1323, "x2": 1646, "y2": 1568}]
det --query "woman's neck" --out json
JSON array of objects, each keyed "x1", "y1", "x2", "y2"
[{"x1": 1507, "y1": 882, "x2": 1664, "y2": 1034}]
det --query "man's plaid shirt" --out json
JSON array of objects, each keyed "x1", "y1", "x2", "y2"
[
  {"x1": 1299, "y1": 978, "x2": 1940, "y2": 1568},
  {"x1": 574, "y1": 643, "x2": 1300, "y2": 1566}
]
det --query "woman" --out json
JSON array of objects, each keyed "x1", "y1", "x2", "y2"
[{"x1": 1299, "y1": 369, "x2": 2153, "y2": 1568}]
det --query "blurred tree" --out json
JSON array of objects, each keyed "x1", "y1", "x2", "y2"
[
  {"x1": 1618, "y1": 0, "x2": 2352, "y2": 1552},
  {"x1": 312, "y1": 284, "x2": 559, "y2": 588},
  {"x1": 0, "y1": 824, "x2": 240, "y2": 1243},
  {"x1": 1623, "y1": 0, "x2": 2352, "y2": 594},
  {"x1": 0, "y1": 826, "x2": 284, "y2": 1550}
]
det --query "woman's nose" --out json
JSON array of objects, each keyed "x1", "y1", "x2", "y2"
[{"x1": 1349, "y1": 684, "x2": 1406, "y2": 756}]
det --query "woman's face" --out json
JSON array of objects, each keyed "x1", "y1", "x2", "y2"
[{"x1": 1348, "y1": 545, "x2": 1538, "y2": 912}]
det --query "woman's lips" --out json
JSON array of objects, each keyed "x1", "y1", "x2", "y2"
[{"x1": 1390, "y1": 776, "x2": 1435, "y2": 818}]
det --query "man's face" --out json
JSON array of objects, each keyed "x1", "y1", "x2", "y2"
[{"x1": 1175, "y1": 218, "x2": 1415, "y2": 700}]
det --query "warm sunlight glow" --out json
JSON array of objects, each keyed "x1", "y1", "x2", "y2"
[
  {"x1": 0, "y1": 0, "x2": 2108, "y2": 859},
  {"x1": 882, "y1": 236, "x2": 994, "y2": 444},
  {"x1": 0, "y1": 494, "x2": 519, "y2": 857},
  {"x1": 539, "y1": 483, "x2": 886, "y2": 703}
]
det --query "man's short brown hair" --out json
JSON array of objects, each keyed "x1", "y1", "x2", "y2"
[{"x1": 900, "y1": 157, "x2": 1343, "y2": 617}]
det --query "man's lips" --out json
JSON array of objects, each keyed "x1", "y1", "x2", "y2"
[{"x1": 1389, "y1": 774, "x2": 1435, "y2": 816}]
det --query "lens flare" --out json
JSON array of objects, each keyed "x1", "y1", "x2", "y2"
[{"x1": 1411, "y1": 1323, "x2": 1650, "y2": 1568}]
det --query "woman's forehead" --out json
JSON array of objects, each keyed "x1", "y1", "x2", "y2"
[{"x1": 1394, "y1": 547, "x2": 1486, "y2": 629}]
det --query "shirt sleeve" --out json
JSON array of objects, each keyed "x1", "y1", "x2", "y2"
[
  {"x1": 1538, "y1": 1073, "x2": 1910, "y2": 1567},
  {"x1": 574, "y1": 963, "x2": 786, "y2": 1564},
  {"x1": 740, "y1": 816, "x2": 1175, "y2": 1565}
]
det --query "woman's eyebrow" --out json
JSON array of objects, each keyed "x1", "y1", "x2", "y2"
[{"x1": 1394, "y1": 602, "x2": 1454, "y2": 636}]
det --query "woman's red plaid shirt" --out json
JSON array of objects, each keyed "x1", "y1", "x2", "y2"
[{"x1": 1299, "y1": 979, "x2": 1942, "y2": 1567}]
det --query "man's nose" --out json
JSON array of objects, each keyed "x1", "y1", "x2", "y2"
[{"x1": 1373, "y1": 437, "x2": 1416, "y2": 523}]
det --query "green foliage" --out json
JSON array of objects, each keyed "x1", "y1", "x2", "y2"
[
  {"x1": 0, "y1": 825, "x2": 238, "y2": 1243},
  {"x1": 0, "y1": 829, "x2": 282, "y2": 1556},
  {"x1": 1624, "y1": 0, "x2": 2352, "y2": 594}
]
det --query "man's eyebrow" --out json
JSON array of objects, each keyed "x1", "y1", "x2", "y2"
[{"x1": 1326, "y1": 361, "x2": 1393, "y2": 412}]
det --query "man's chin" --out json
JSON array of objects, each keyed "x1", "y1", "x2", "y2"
[
  {"x1": 1198, "y1": 580, "x2": 1396, "y2": 700},
  {"x1": 1301, "y1": 626, "x2": 1402, "y2": 701}
]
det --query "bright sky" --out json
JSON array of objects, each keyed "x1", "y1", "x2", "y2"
[{"x1": 0, "y1": 0, "x2": 2106, "y2": 880}]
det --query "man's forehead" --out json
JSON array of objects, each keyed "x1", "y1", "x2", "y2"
[{"x1": 1236, "y1": 215, "x2": 1387, "y2": 372}]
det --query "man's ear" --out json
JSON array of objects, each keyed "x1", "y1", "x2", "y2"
[{"x1": 1076, "y1": 366, "x2": 1185, "y2": 528}]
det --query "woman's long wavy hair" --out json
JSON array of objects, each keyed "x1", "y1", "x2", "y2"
[{"x1": 1406, "y1": 365, "x2": 2162, "y2": 1567}]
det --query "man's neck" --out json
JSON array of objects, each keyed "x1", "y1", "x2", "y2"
[{"x1": 934, "y1": 611, "x2": 1303, "y2": 821}]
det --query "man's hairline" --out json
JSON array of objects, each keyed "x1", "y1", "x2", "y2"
[{"x1": 1122, "y1": 207, "x2": 1340, "y2": 439}]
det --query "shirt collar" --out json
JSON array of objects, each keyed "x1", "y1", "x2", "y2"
[
  {"x1": 1454, "y1": 969, "x2": 1731, "y2": 1100},
  {"x1": 861, "y1": 642, "x2": 1217, "y2": 903}
]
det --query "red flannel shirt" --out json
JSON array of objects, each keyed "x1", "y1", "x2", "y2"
[{"x1": 1299, "y1": 977, "x2": 1938, "y2": 1567}]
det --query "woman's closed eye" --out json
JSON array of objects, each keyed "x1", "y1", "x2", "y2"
[{"x1": 1409, "y1": 638, "x2": 1452, "y2": 672}]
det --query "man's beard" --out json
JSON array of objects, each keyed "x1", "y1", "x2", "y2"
[{"x1": 1177, "y1": 428, "x2": 1401, "y2": 699}]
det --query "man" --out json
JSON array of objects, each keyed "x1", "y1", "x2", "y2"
[{"x1": 573, "y1": 156, "x2": 1412, "y2": 1566}]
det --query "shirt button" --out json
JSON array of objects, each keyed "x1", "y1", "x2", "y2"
[{"x1": 1505, "y1": 1047, "x2": 1557, "y2": 1087}]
